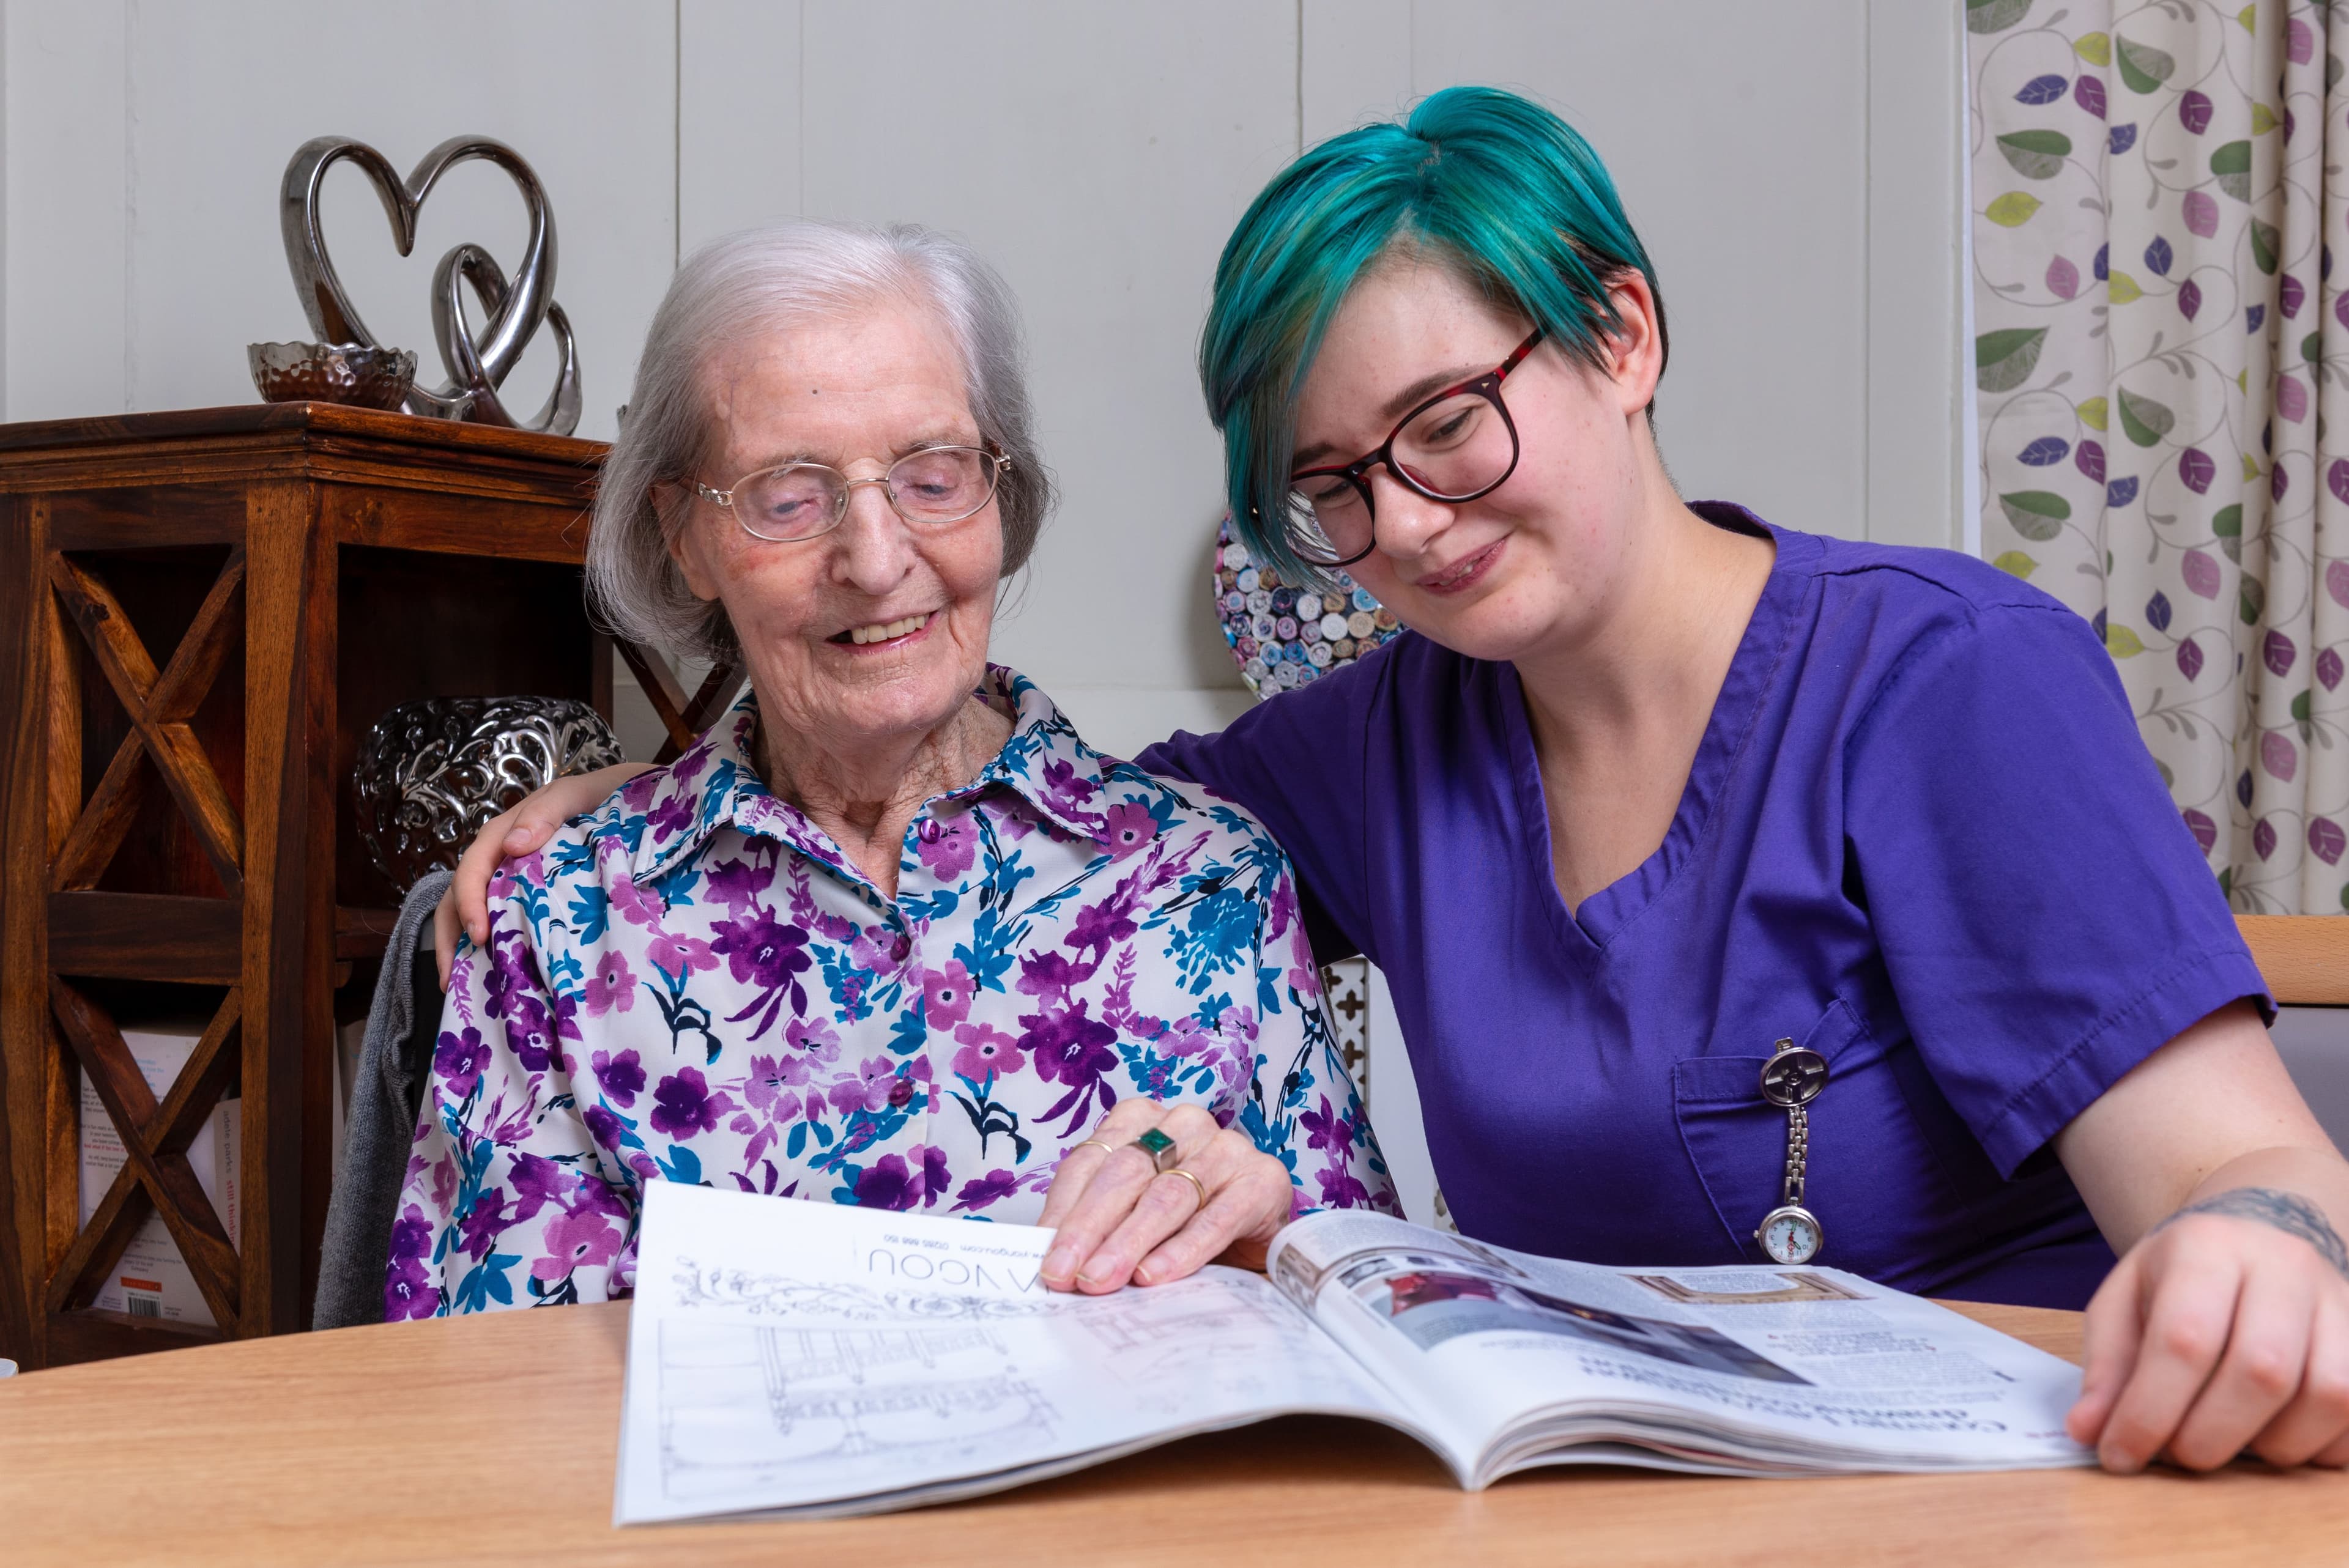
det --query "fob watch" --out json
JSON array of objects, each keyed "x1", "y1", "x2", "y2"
[{"x1": 1753, "y1": 1037, "x2": 1830, "y2": 1265}]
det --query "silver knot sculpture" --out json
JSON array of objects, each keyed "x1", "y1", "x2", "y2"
[
  {"x1": 354, "y1": 697, "x2": 625, "y2": 896},
  {"x1": 280, "y1": 135, "x2": 582, "y2": 435}
]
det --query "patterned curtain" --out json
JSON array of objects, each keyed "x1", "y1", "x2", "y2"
[{"x1": 1968, "y1": 0, "x2": 2349, "y2": 914}]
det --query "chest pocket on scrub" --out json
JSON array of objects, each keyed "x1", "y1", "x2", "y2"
[{"x1": 1670, "y1": 999, "x2": 1958, "y2": 1277}]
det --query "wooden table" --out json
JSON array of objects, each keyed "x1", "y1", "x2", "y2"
[{"x1": 0, "y1": 1300, "x2": 2334, "y2": 1567}]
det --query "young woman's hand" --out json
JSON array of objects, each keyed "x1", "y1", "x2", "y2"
[
  {"x1": 2057, "y1": 999, "x2": 2349, "y2": 1472},
  {"x1": 431, "y1": 763, "x2": 651, "y2": 986},
  {"x1": 2068, "y1": 1183, "x2": 2349, "y2": 1471},
  {"x1": 1036, "y1": 1101, "x2": 1296, "y2": 1292}
]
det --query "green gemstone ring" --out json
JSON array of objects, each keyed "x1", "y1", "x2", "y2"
[{"x1": 1130, "y1": 1126, "x2": 1179, "y2": 1174}]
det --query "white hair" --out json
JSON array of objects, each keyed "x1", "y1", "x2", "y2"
[{"x1": 587, "y1": 219, "x2": 1054, "y2": 661}]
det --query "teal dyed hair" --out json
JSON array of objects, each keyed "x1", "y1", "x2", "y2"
[{"x1": 1200, "y1": 85, "x2": 1666, "y2": 577}]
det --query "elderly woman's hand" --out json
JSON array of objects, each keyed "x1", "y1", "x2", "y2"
[
  {"x1": 432, "y1": 763, "x2": 651, "y2": 987},
  {"x1": 1037, "y1": 1100, "x2": 1296, "y2": 1292}
]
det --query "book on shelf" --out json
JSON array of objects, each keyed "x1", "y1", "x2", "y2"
[
  {"x1": 612, "y1": 1182, "x2": 2093, "y2": 1524},
  {"x1": 76, "y1": 1023, "x2": 240, "y2": 1327}
]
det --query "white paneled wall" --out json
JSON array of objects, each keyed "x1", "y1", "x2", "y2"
[{"x1": 0, "y1": 0, "x2": 1965, "y2": 1224}]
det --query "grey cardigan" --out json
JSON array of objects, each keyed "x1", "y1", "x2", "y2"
[{"x1": 312, "y1": 869, "x2": 452, "y2": 1331}]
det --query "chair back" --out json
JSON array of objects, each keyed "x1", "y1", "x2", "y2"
[{"x1": 2237, "y1": 915, "x2": 2349, "y2": 1006}]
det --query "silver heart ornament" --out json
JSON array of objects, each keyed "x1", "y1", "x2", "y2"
[{"x1": 279, "y1": 135, "x2": 582, "y2": 435}]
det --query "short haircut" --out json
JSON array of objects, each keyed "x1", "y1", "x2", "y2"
[
  {"x1": 589, "y1": 219, "x2": 1053, "y2": 661},
  {"x1": 1198, "y1": 86, "x2": 1666, "y2": 579}
]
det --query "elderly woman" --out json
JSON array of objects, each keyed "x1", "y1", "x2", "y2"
[{"x1": 390, "y1": 220, "x2": 1392, "y2": 1319}]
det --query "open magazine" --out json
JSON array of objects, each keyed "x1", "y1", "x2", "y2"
[{"x1": 614, "y1": 1183, "x2": 2093, "y2": 1523}]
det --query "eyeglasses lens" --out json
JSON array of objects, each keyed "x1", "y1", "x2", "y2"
[
  {"x1": 737, "y1": 467, "x2": 839, "y2": 540},
  {"x1": 1281, "y1": 486, "x2": 1362, "y2": 566},
  {"x1": 1393, "y1": 390, "x2": 1513, "y2": 501},
  {"x1": 887, "y1": 446, "x2": 995, "y2": 521}
]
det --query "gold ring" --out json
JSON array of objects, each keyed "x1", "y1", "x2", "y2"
[
  {"x1": 1071, "y1": 1139, "x2": 1116, "y2": 1158},
  {"x1": 1162, "y1": 1167, "x2": 1209, "y2": 1213}
]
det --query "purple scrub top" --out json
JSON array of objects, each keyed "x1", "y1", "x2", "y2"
[{"x1": 1140, "y1": 504, "x2": 2271, "y2": 1308}]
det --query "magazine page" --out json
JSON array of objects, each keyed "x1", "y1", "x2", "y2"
[
  {"x1": 614, "y1": 1183, "x2": 1427, "y2": 1523},
  {"x1": 1268, "y1": 1212, "x2": 2095, "y2": 1477}
]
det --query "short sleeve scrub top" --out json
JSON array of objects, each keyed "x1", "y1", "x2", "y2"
[{"x1": 1140, "y1": 504, "x2": 2271, "y2": 1309}]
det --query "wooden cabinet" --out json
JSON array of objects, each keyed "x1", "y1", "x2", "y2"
[{"x1": 0, "y1": 404, "x2": 727, "y2": 1368}]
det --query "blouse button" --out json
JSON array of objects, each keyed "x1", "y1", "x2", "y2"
[
  {"x1": 888, "y1": 1078, "x2": 915, "y2": 1108},
  {"x1": 918, "y1": 819, "x2": 942, "y2": 844},
  {"x1": 889, "y1": 932, "x2": 912, "y2": 963}
]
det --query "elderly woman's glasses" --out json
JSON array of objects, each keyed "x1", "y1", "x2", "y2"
[
  {"x1": 1282, "y1": 327, "x2": 1546, "y2": 568},
  {"x1": 694, "y1": 445, "x2": 1010, "y2": 542}
]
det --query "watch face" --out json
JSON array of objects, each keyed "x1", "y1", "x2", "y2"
[{"x1": 1758, "y1": 1207, "x2": 1823, "y2": 1265}]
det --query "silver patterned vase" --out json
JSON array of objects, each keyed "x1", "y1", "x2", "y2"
[{"x1": 353, "y1": 697, "x2": 626, "y2": 896}]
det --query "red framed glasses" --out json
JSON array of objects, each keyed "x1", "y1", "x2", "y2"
[{"x1": 1283, "y1": 327, "x2": 1545, "y2": 568}]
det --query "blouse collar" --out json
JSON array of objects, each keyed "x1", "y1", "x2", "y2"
[{"x1": 622, "y1": 665, "x2": 1118, "y2": 886}]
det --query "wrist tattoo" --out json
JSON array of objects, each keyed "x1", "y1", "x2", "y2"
[{"x1": 2153, "y1": 1186, "x2": 2349, "y2": 1282}]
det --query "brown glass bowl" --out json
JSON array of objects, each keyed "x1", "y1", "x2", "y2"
[{"x1": 247, "y1": 341, "x2": 417, "y2": 410}]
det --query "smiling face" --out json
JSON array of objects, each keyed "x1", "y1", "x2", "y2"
[
  {"x1": 1288, "y1": 254, "x2": 1664, "y2": 666},
  {"x1": 664, "y1": 296, "x2": 1003, "y2": 759}
]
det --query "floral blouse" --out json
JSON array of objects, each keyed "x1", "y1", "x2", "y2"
[{"x1": 388, "y1": 667, "x2": 1394, "y2": 1317}]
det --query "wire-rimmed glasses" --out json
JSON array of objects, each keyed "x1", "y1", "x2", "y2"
[
  {"x1": 694, "y1": 444, "x2": 1010, "y2": 542},
  {"x1": 1282, "y1": 327, "x2": 1546, "y2": 568}
]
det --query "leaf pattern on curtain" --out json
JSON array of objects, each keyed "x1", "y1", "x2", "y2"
[{"x1": 1969, "y1": 0, "x2": 2349, "y2": 914}]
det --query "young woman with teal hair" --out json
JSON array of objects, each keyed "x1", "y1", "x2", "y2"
[{"x1": 449, "y1": 86, "x2": 2349, "y2": 1474}]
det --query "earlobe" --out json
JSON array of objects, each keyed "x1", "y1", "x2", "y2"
[
  {"x1": 657, "y1": 488, "x2": 724, "y2": 604},
  {"x1": 1601, "y1": 279, "x2": 1664, "y2": 416}
]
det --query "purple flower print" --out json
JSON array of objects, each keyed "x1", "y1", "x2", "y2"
[
  {"x1": 592, "y1": 1048, "x2": 645, "y2": 1108},
  {"x1": 532, "y1": 1208, "x2": 623, "y2": 1284},
  {"x1": 743, "y1": 1053, "x2": 810, "y2": 1122},
  {"x1": 1015, "y1": 949, "x2": 1098, "y2": 1002},
  {"x1": 502, "y1": 993, "x2": 562, "y2": 1074},
  {"x1": 1159, "y1": 1016, "x2": 1213, "y2": 1058},
  {"x1": 919, "y1": 816, "x2": 979, "y2": 881},
  {"x1": 953, "y1": 1168, "x2": 1022, "y2": 1211},
  {"x1": 1265, "y1": 872, "x2": 1299, "y2": 939},
  {"x1": 921, "y1": 1144, "x2": 950, "y2": 1199},
  {"x1": 507, "y1": 1153, "x2": 569, "y2": 1224},
  {"x1": 583, "y1": 949, "x2": 637, "y2": 1016},
  {"x1": 702, "y1": 856, "x2": 769, "y2": 912},
  {"x1": 645, "y1": 787, "x2": 696, "y2": 843},
  {"x1": 1040, "y1": 755, "x2": 1099, "y2": 813},
  {"x1": 952, "y1": 1022, "x2": 1025, "y2": 1082},
  {"x1": 828, "y1": 1056, "x2": 904, "y2": 1117},
  {"x1": 853, "y1": 1153, "x2": 922, "y2": 1210},
  {"x1": 1097, "y1": 801, "x2": 1157, "y2": 859},
  {"x1": 924, "y1": 960, "x2": 976, "y2": 1027},
  {"x1": 456, "y1": 1187, "x2": 511, "y2": 1260},
  {"x1": 849, "y1": 926, "x2": 913, "y2": 977},
  {"x1": 784, "y1": 1015, "x2": 843, "y2": 1064},
  {"x1": 606, "y1": 871, "x2": 666, "y2": 933},
  {"x1": 1023, "y1": 1000, "x2": 1119, "y2": 1130},
  {"x1": 433, "y1": 1027, "x2": 490, "y2": 1098},
  {"x1": 650, "y1": 1067, "x2": 731, "y2": 1139},
  {"x1": 1315, "y1": 1168, "x2": 1373, "y2": 1210},
  {"x1": 383, "y1": 1204, "x2": 440, "y2": 1321},
  {"x1": 1066, "y1": 893, "x2": 1141, "y2": 957},
  {"x1": 711, "y1": 905, "x2": 812, "y2": 1036},
  {"x1": 646, "y1": 931, "x2": 718, "y2": 980},
  {"x1": 1300, "y1": 1095, "x2": 1356, "y2": 1156},
  {"x1": 619, "y1": 768, "x2": 664, "y2": 810},
  {"x1": 583, "y1": 1104, "x2": 625, "y2": 1152}
]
